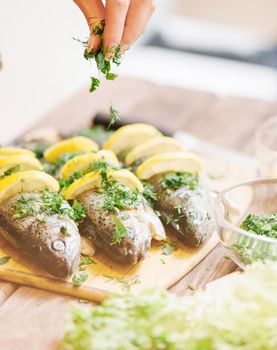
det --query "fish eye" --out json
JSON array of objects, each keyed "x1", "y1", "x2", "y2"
[{"x1": 52, "y1": 240, "x2": 65, "y2": 251}]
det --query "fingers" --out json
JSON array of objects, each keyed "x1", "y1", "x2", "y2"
[
  {"x1": 74, "y1": 0, "x2": 105, "y2": 52},
  {"x1": 120, "y1": 0, "x2": 155, "y2": 53},
  {"x1": 103, "y1": 0, "x2": 130, "y2": 59}
]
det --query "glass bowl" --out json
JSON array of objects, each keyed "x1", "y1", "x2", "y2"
[{"x1": 214, "y1": 178, "x2": 277, "y2": 269}]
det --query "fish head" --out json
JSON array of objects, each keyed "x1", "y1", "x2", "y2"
[{"x1": 40, "y1": 215, "x2": 81, "y2": 278}]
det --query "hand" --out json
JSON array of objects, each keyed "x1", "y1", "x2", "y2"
[{"x1": 74, "y1": 0, "x2": 155, "y2": 58}]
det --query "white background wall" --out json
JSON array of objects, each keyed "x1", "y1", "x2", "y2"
[
  {"x1": 1, "y1": 1, "x2": 277, "y2": 144},
  {"x1": 0, "y1": 0, "x2": 90, "y2": 143}
]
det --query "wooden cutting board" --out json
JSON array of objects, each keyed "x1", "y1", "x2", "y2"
[{"x1": 0, "y1": 155, "x2": 255, "y2": 302}]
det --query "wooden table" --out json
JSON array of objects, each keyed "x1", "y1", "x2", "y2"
[{"x1": 0, "y1": 77, "x2": 277, "y2": 349}]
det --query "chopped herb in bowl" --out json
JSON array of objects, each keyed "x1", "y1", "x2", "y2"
[{"x1": 240, "y1": 213, "x2": 277, "y2": 239}]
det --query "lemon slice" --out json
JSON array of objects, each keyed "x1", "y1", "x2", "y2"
[
  {"x1": 103, "y1": 124, "x2": 161, "y2": 157},
  {"x1": 136, "y1": 152, "x2": 202, "y2": 180},
  {"x1": 44, "y1": 136, "x2": 99, "y2": 163},
  {"x1": 0, "y1": 170, "x2": 59, "y2": 204},
  {"x1": 125, "y1": 137, "x2": 185, "y2": 165},
  {"x1": 0, "y1": 155, "x2": 43, "y2": 176},
  {"x1": 0, "y1": 148, "x2": 36, "y2": 158},
  {"x1": 60, "y1": 150, "x2": 119, "y2": 180},
  {"x1": 64, "y1": 169, "x2": 143, "y2": 200}
]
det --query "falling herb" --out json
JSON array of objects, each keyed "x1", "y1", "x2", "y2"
[
  {"x1": 142, "y1": 182, "x2": 158, "y2": 207},
  {"x1": 240, "y1": 213, "x2": 277, "y2": 239},
  {"x1": 111, "y1": 216, "x2": 127, "y2": 245},
  {"x1": 75, "y1": 20, "x2": 123, "y2": 93},
  {"x1": 160, "y1": 172, "x2": 199, "y2": 191},
  {"x1": 0, "y1": 165, "x2": 20, "y2": 180},
  {"x1": 161, "y1": 239, "x2": 179, "y2": 256},
  {"x1": 72, "y1": 270, "x2": 89, "y2": 287},
  {"x1": 89, "y1": 77, "x2": 100, "y2": 93},
  {"x1": 108, "y1": 105, "x2": 121, "y2": 129},
  {"x1": 0, "y1": 256, "x2": 11, "y2": 265}
]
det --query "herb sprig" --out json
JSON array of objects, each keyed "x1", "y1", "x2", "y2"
[
  {"x1": 108, "y1": 105, "x2": 121, "y2": 129},
  {"x1": 75, "y1": 20, "x2": 123, "y2": 93}
]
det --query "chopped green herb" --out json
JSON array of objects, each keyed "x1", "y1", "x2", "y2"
[
  {"x1": 11, "y1": 190, "x2": 86, "y2": 224},
  {"x1": 240, "y1": 213, "x2": 277, "y2": 239},
  {"x1": 80, "y1": 255, "x2": 96, "y2": 267},
  {"x1": 103, "y1": 274, "x2": 140, "y2": 291},
  {"x1": 111, "y1": 216, "x2": 127, "y2": 245},
  {"x1": 161, "y1": 239, "x2": 178, "y2": 256},
  {"x1": 186, "y1": 283, "x2": 196, "y2": 291},
  {"x1": 44, "y1": 153, "x2": 78, "y2": 176},
  {"x1": 0, "y1": 256, "x2": 11, "y2": 265},
  {"x1": 79, "y1": 299, "x2": 89, "y2": 304},
  {"x1": 71, "y1": 200, "x2": 87, "y2": 223},
  {"x1": 160, "y1": 172, "x2": 199, "y2": 191},
  {"x1": 75, "y1": 20, "x2": 123, "y2": 93},
  {"x1": 72, "y1": 271, "x2": 89, "y2": 287},
  {"x1": 60, "y1": 226, "x2": 70, "y2": 236},
  {"x1": 75, "y1": 125, "x2": 114, "y2": 146},
  {"x1": 0, "y1": 165, "x2": 20, "y2": 179},
  {"x1": 142, "y1": 182, "x2": 158, "y2": 207},
  {"x1": 60, "y1": 160, "x2": 115, "y2": 189},
  {"x1": 108, "y1": 105, "x2": 120, "y2": 129},
  {"x1": 89, "y1": 77, "x2": 100, "y2": 92},
  {"x1": 102, "y1": 183, "x2": 139, "y2": 212}
]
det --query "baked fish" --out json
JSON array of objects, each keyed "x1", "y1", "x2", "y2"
[
  {"x1": 149, "y1": 173, "x2": 215, "y2": 247},
  {"x1": 0, "y1": 192, "x2": 80, "y2": 277},
  {"x1": 78, "y1": 191, "x2": 165, "y2": 264}
]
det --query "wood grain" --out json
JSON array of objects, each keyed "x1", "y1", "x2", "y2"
[
  {"x1": 0, "y1": 230, "x2": 219, "y2": 302},
  {"x1": 0, "y1": 77, "x2": 277, "y2": 349}
]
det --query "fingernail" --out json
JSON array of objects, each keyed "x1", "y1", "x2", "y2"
[
  {"x1": 87, "y1": 36, "x2": 95, "y2": 53},
  {"x1": 104, "y1": 43, "x2": 118, "y2": 60},
  {"x1": 119, "y1": 44, "x2": 130, "y2": 56}
]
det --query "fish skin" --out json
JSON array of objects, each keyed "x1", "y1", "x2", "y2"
[
  {"x1": 78, "y1": 191, "x2": 153, "y2": 264},
  {"x1": 0, "y1": 193, "x2": 80, "y2": 278},
  {"x1": 149, "y1": 175, "x2": 215, "y2": 247}
]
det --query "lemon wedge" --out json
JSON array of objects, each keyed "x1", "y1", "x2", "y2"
[
  {"x1": 0, "y1": 148, "x2": 36, "y2": 158},
  {"x1": 136, "y1": 152, "x2": 202, "y2": 180},
  {"x1": 125, "y1": 137, "x2": 185, "y2": 165},
  {"x1": 44, "y1": 136, "x2": 99, "y2": 163},
  {"x1": 103, "y1": 124, "x2": 161, "y2": 157},
  {"x1": 0, "y1": 170, "x2": 59, "y2": 204},
  {"x1": 0, "y1": 155, "x2": 43, "y2": 176},
  {"x1": 64, "y1": 169, "x2": 143, "y2": 200},
  {"x1": 60, "y1": 150, "x2": 119, "y2": 180}
]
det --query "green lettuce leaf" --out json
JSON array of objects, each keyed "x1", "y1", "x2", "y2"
[{"x1": 63, "y1": 261, "x2": 277, "y2": 350}]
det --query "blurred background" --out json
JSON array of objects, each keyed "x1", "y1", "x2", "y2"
[{"x1": 0, "y1": 0, "x2": 277, "y2": 143}]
